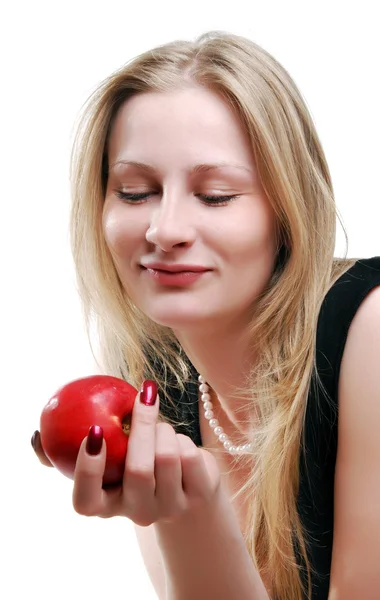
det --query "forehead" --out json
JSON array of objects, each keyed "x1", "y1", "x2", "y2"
[{"x1": 107, "y1": 87, "x2": 255, "y2": 168}]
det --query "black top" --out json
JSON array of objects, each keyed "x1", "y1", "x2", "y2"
[{"x1": 159, "y1": 256, "x2": 380, "y2": 599}]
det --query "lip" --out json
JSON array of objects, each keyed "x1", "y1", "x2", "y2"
[
  {"x1": 140, "y1": 265, "x2": 211, "y2": 287},
  {"x1": 140, "y1": 263, "x2": 211, "y2": 273}
]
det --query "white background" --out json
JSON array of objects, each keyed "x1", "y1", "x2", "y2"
[{"x1": 1, "y1": 1, "x2": 379, "y2": 598}]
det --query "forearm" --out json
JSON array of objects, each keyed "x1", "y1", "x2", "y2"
[{"x1": 154, "y1": 488, "x2": 269, "y2": 600}]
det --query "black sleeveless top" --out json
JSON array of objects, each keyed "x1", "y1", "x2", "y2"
[{"x1": 159, "y1": 256, "x2": 380, "y2": 599}]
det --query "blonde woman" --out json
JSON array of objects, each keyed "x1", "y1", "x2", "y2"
[{"x1": 31, "y1": 31, "x2": 380, "y2": 600}]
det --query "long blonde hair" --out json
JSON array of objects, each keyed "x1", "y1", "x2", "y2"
[{"x1": 69, "y1": 31, "x2": 356, "y2": 599}]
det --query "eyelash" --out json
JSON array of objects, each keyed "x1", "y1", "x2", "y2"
[{"x1": 114, "y1": 191, "x2": 239, "y2": 206}]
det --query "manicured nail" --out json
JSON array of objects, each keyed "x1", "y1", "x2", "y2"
[
  {"x1": 140, "y1": 380, "x2": 158, "y2": 406},
  {"x1": 31, "y1": 430, "x2": 39, "y2": 451},
  {"x1": 86, "y1": 425, "x2": 103, "y2": 456}
]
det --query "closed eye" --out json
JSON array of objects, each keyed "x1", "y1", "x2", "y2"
[{"x1": 114, "y1": 191, "x2": 240, "y2": 206}]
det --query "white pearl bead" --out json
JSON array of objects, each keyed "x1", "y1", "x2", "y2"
[{"x1": 199, "y1": 375, "x2": 254, "y2": 455}]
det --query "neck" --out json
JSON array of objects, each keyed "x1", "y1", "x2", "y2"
[{"x1": 173, "y1": 315, "x2": 256, "y2": 421}]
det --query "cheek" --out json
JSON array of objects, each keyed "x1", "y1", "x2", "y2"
[
  {"x1": 225, "y1": 204, "x2": 277, "y2": 258},
  {"x1": 102, "y1": 206, "x2": 134, "y2": 258}
]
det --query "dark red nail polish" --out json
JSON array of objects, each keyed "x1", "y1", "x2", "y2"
[
  {"x1": 31, "y1": 430, "x2": 39, "y2": 451},
  {"x1": 86, "y1": 425, "x2": 103, "y2": 456},
  {"x1": 140, "y1": 380, "x2": 158, "y2": 406}
]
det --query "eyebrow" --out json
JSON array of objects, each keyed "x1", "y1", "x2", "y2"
[{"x1": 108, "y1": 160, "x2": 253, "y2": 175}]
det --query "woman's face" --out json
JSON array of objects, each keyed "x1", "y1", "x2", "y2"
[{"x1": 103, "y1": 86, "x2": 278, "y2": 331}]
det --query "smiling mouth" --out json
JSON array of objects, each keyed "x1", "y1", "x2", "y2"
[
  {"x1": 148, "y1": 268, "x2": 206, "y2": 274},
  {"x1": 140, "y1": 266, "x2": 210, "y2": 286},
  {"x1": 140, "y1": 265, "x2": 210, "y2": 274}
]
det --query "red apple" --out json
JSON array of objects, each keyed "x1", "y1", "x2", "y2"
[{"x1": 40, "y1": 375, "x2": 137, "y2": 485}]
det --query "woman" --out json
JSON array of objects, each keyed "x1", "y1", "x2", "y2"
[{"x1": 31, "y1": 31, "x2": 380, "y2": 599}]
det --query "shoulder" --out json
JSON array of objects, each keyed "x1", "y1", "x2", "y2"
[
  {"x1": 338, "y1": 282, "x2": 380, "y2": 412},
  {"x1": 315, "y1": 256, "x2": 380, "y2": 397},
  {"x1": 297, "y1": 279, "x2": 380, "y2": 594},
  {"x1": 319, "y1": 255, "x2": 380, "y2": 321},
  {"x1": 329, "y1": 282, "x2": 380, "y2": 596},
  {"x1": 337, "y1": 281, "x2": 380, "y2": 436}
]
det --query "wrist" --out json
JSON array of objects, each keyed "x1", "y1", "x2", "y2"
[{"x1": 153, "y1": 484, "x2": 269, "y2": 600}]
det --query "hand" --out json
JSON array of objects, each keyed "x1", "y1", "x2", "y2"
[{"x1": 34, "y1": 381, "x2": 222, "y2": 526}]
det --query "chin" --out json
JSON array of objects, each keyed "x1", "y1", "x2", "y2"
[
  {"x1": 144, "y1": 306, "x2": 213, "y2": 329},
  {"x1": 149, "y1": 313, "x2": 203, "y2": 329}
]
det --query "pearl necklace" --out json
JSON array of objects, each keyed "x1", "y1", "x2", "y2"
[{"x1": 198, "y1": 375, "x2": 254, "y2": 455}]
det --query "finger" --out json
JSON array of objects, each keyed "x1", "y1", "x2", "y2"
[
  {"x1": 177, "y1": 435, "x2": 218, "y2": 499},
  {"x1": 31, "y1": 430, "x2": 54, "y2": 468},
  {"x1": 154, "y1": 423, "x2": 184, "y2": 512},
  {"x1": 72, "y1": 427, "x2": 110, "y2": 516},
  {"x1": 124, "y1": 381, "x2": 159, "y2": 484}
]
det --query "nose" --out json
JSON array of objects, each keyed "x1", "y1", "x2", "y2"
[{"x1": 145, "y1": 193, "x2": 196, "y2": 252}]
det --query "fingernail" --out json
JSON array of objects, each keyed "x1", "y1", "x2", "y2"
[
  {"x1": 140, "y1": 380, "x2": 158, "y2": 406},
  {"x1": 31, "y1": 430, "x2": 39, "y2": 451},
  {"x1": 86, "y1": 425, "x2": 103, "y2": 456}
]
